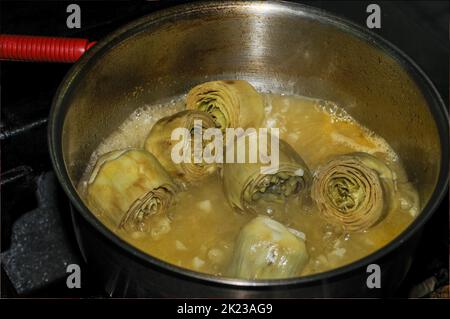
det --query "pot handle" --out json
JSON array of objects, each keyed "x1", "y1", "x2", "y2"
[{"x1": 0, "y1": 34, "x2": 96, "y2": 63}]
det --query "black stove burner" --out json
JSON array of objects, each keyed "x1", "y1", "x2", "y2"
[
  {"x1": 2, "y1": 172, "x2": 81, "y2": 296},
  {"x1": 0, "y1": 169, "x2": 105, "y2": 297},
  {"x1": 1, "y1": 1, "x2": 448, "y2": 298}
]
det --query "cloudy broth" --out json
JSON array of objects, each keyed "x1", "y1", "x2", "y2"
[{"x1": 78, "y1": 93, "x2": 418, "y2": 277}]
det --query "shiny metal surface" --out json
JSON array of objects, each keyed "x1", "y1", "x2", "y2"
[{"x1": 49, "y1": 1, "x2": 449, "y2": 296}]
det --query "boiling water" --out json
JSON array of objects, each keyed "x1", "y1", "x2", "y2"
[{"x1": 79, "y1": 93, "x2": 417, "y2": 277}]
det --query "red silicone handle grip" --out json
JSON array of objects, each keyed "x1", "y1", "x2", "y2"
[{"x1": 0, "y1": 34, "x2": 96, "y2": 63}]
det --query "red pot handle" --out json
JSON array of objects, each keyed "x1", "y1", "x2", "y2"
[{"x1": 0, "y1": 34, "x2": 96, "y2": 63}]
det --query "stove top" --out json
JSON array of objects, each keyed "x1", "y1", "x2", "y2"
[{"x1": 1, "y1": 1, "x2": 448, "y2": 298}]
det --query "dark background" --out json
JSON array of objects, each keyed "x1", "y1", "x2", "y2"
[{"x1": 1, "y1": 0, "x2": 448, "y2": 298}]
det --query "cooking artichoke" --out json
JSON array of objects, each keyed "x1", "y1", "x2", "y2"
[
  {"x1": 228, "y1": 215, "x2": 309, "y2": 279},
  {"x1": 86, "y1": 149, "x2": 177, "y2": 232},
  {"x1": 311, "y1": 152, "x2": 397, "y2": 232},
  {"x1": 222, "y1": 133, "x2": 312, "y2": 214},
  {"x1": 144, "y1": 110, "x2": 217, "y2": 184},
  {"x1": 186, "y1": 80, "x2": 265, "y2": 132}
]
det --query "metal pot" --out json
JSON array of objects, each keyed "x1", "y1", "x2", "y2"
[{"x1": 48, "y1": 1, "x2": 449, "y2": 297}]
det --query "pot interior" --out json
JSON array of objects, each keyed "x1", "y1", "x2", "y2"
[{"x1": 60, "y1": 2, "x2": 443, "y2": 237}]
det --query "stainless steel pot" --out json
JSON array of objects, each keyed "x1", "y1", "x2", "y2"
[{"x1": 48, "y1": 1, "x2": 449, "y2": 297}]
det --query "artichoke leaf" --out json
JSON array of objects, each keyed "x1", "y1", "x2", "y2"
[
  {"x1": 222, "y1": 132, "x2": 312, "y2": 215},
  {"x1": 228, "y1": 215, "x2": 309, "y2": 279},
  {"x1": 144, "y1": 110, "x2": 218, "y2": 184},
  {"x1": 86, "y1": 149, "x2": 177, "y2": 233},
  {"x1": 311, "y1": 152, "x2": 402, "y2": 232},
  {"x1": 186, "y1": 80, "x2": 265, "y2": 132}
]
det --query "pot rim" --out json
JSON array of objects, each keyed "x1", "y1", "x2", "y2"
[{"x1": 48, "y1": 0, "x2": 449, "y2": 288}]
